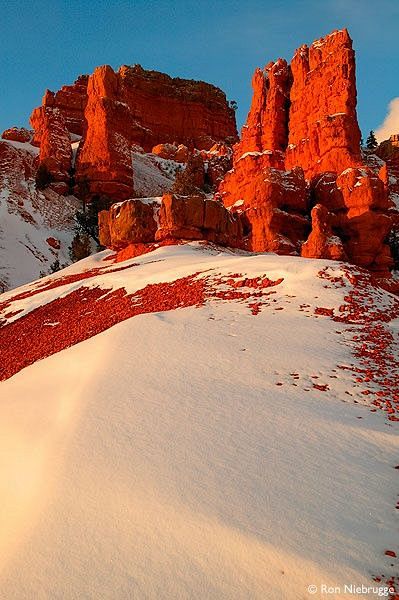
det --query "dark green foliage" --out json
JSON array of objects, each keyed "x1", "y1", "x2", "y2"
[
  {"x1": 77, "y1": 176, "x2": 91, "y2": 212},
  {"x1": 39, "y1": 259, "x2": 67, "y2": 278},
  {"x1": 76, "y1": 194, "x2": 113, "y2": 243},
  {"x1": 366, "y1": 130, "x2": 378, "y2": 151},
  {"x1": 229, "y1": 100, "x2": 238, "y2": 111},
  {"x1": 69, "y1": 232, "x2": 92, "y2": 263},
  {"x1": 172, "y1": 154, "x2": 204, "y2": 195},
  {"x1": 35, "y1": 163, "x2": 54, "y2": 190},
  {"x1": 388, "y1": 229, "x2": 399, "y2": 270}
]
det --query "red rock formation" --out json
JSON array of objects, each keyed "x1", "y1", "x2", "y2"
[
  {"x1": 156, "y1": 193, "x2": 242, "y2": 246},
  {"x1": 75, "y1": 66, "x2": 134, "y2": 199},
  {"x1": 301, "y1": 204, "x2": 346, "y2": 260},
  {"x1": 116, "y1": 64, "x2": 237, "y2": 151},
  {"x1": 220, "y1": 154, "x2": 308, "y2": 253},
  {"x1": 152, "y1": 143, "x2": 189, "y2": 163},
  {"x1": 235, "y1": 59, "x2": 291, "y2": 158},
  {"x1": 38, "y1": 75, "x2": 88, "y2": 136},
  {"x1": 286, "y1": 29, "x2": 361, "y2": 178},
  {"x1": 311, "y1": 167, "x2": 392, "y2": 273},
  {"x1": 218, "y1": 29, "x2": 393, "y2": 275},
  {"x1": 1, "y1": 127, "x2": 32, "y2": 143},
  {"x1": 99, "y1": 198, "x2": 158, "y2": 249},
  {"x1": 75, "y1": 64, "x2": 237, "y2": 200},
  {"x1": 99, "y1": 192, "x2": 243, "y2": 252},
  {"x1": 0, "y1": 141, "x2": 36, "y2": 210},
  {"x1": 30, "y1": 107, "x2": 72, "y2": 183}
]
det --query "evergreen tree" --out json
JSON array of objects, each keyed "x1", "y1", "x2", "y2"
[
  {"x1": 366, "y1": 130, "x2": 378, "y2": 151},
  {"x1": 69, "y1": 232, "x2": 92, "y2": 263},
  {"x1": 35, "y1": 163, "x2": 54, "y2": 190},
  {"x1": 75, "y1": 194, "x2": 113, "y2": 243},
  {"x1": 388, "y1": 229, "x2": 399, "y2": 270}
]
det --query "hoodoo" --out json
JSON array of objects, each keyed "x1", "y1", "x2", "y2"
[
  {"x1": 219, "y1": 29, "x2": 393, "y2": 277},
  {"x1": 1, "y1": 28, "x2": 396, "y2": 289}
]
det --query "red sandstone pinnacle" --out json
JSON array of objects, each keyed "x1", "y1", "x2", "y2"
[
  {"x1": 234, "y1": 28, "x2": 361, "y2": 178},
  {"x1": 75, "y1": 65, "x2": 134, "y2": 200},
  {"x1": 218, "y1": 28, "x2": 393, "y2": 274},
  {"x1": 75, "y1": 64, "x2": 238, "y2": 200},
  {"x1": 39, "y1": 75, "x2": 88, "y2": 137},
  {"x1": 286, "y1": 29, "x2": 362, "y2": 178},
  {"x1": 30, "y1": 106, "x2": 72, "y2": 183},
  {"x1": 235, "y1": 58, "x2": 291, "y2": 158}
]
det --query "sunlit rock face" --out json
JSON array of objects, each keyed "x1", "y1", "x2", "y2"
[{"x1": 218, "y1": 29, "x2": 393, "y2": 276}]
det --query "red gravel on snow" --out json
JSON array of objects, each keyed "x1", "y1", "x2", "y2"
[
  {"x1": 0, "y1": 262, "x2": 140, "y2": 315},
  {"x1": 0, "y1": 274, "x2": 206, "y2": 381},
  {"x1": 0, "y1": 271, "x2": 284, "y2": 381},
  {"x1": 315, "y1": 266, "x2": 399, "y2": 421},
  {"x1": 316, "y1": 266, "x2": 399, "y2": 586}
]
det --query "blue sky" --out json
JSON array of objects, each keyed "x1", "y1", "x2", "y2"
[{"x1": 1, "y1": 0, "x2": 398, "y2": 138}]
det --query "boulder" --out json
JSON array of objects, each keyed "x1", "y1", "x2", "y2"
[
  {"x1": 152, "y1": 143, "x2": 189, "y2": 163},
  {"x1": 1, "y1": 127, "x2": 32, "y2": 143},
  {"x1": 100, "y1": 198, "x2": 158, "y2": 249},
  {"x1": 156, "y1": 193, "x2": 242, "y2": 246}
]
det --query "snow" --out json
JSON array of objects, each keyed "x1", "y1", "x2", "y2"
[
  {"x1": 0, "y1": 187, "x2": 77, "y2": 292},
  {"x1": 71, "y1": 141, "x2": 80, "y2": 167},
  {"x1": 0, "y1": 243, "x2": 398, "y2": 598},
  {"x1": 0, "y1": 139, "x2": 39, "y2": 155},
  {"x1": 237, "y1": 150, "x2": 273, "y2": 162},
  {"x1": 231, "y1": 199, "x2": 244, "y2": 208},
  {"x1": 390, "y1": 192, "x2": 399, "y2": 209},
  {"x1": 132, "y1": 152, "x2": 183, "y2": 197}
]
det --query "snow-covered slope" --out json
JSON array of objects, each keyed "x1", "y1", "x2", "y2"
[
  {"x1": 0, "y1": 139, "x2": 78, "y2": 292},
  {"x1": 0, "y1": 243, "x2": 398, "y2": 599},
  {"x1": 0, "y1": 139, "x2": 183, "y2": 293}
]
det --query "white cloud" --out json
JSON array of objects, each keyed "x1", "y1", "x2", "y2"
[{"x1": 375, "y1": 97, "x2": 399, "y2": 143}]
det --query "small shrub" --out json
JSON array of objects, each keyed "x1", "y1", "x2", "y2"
[
  {"x1": 35, "y1": 163, "x2": 54, "y2": 190},
  {"x1": 388, "y1": 228, "x2": 399, "y2": 271},
  {"x1": 69, "y1": 232, "x2": 92, "y2": 263}
]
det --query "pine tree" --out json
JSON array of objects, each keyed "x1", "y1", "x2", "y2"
[
  {"x1": 35, "y1": 163, "x2": 54, "y2": 190},
  {"x1": 69, "y1": 232, "x2": 92, "y2": 262},
  {"x1": 75, "y1": 194, "x2": 113, "y2": 243},
  {"x1": 366, "y1": 130, "x2": 378, "y2": 151}
]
